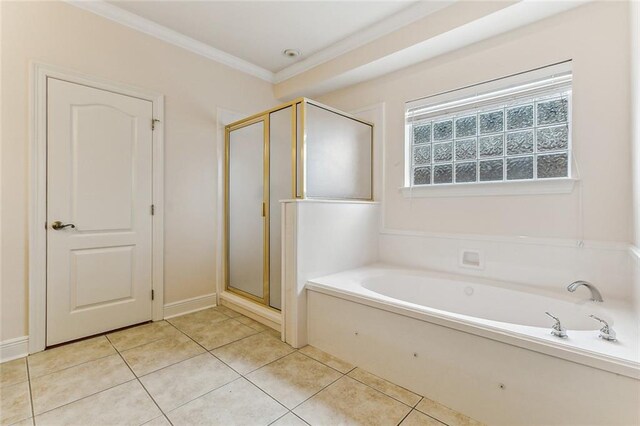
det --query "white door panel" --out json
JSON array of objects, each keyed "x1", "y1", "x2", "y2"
[
  {"x1": 47, "y1": 78, "x2": 153, "y2": 345},
  {"x1": 72, "y1": 104, "x2": 135, "y2": 231}
]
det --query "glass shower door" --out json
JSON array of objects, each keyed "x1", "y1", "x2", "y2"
[{"x1": 226, "y1": 118, "x2": 268, "y2": 303}]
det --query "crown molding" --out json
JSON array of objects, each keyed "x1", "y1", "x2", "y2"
[
  {"x1": 272, "y1": 0, "x2": 455, "y2": 84},
  {"x1": 66, "y1": 0, "x2": 275, "y2": 82},
  {"x1": 65, "y1": 0, "x2": 454, "y2": 86},
  {"x1": 65, "y1": 0, "x2": 590, "y2": 95}
]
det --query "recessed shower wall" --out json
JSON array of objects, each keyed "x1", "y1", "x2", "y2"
[{"x1": 224, "y1": 98, "x2": 373, "y2": 310}]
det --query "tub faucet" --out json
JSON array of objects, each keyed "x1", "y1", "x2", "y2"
[
  {"x1": 589, "y1": 315, "x2": 617, "y2": 341},
  {"x1": 545, "y1": 312, "x2": 568, "y2": 338},
  {"x1": 567, "y1": 280, "x2": 604, "y2": 302}
]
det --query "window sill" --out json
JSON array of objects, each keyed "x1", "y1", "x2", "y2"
[{"x1": 399, "y1": 178, "x2": 578, "y2": 198}]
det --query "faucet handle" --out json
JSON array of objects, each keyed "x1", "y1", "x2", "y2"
[
  {"x1": 589, "y1": 315, "x2": 617, "y2": 341},
  {"x1": 545, "y1": 312, "x2": 568, "y2": 338}
]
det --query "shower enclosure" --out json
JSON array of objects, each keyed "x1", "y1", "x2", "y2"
[{"x1": 224, "y1": 98, "x2": 373, "y2": 310}]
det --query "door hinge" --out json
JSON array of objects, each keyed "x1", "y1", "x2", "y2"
[
  {"x1": 151, "y1": 289, "x2": 155, "y2": 300},
  {"x1": 151, "y1": 204, "x2": 155, "y2": 215},
  {"x1": 151, "y1": 118, "x2": 160, "y2": 131}
]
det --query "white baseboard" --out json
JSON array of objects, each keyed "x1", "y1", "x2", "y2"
[
  {"x1": 163, "y1": 293, "x2": 217, "y2": 319},
  {"x1": 1, "y1": 336, "x2": 29, "y2": 363}
]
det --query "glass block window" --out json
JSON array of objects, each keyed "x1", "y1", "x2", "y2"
[{"x1": 406, "y1": 68, "x2": 572, "y2": 187}]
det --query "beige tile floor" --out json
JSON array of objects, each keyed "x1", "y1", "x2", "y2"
[{"x1": 0, "y1": 307, "x2": 484, "y2": 426}]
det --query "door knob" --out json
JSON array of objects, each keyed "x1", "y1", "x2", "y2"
[{"x1": 51, "y1": 221, "x2": 75, "y2": 230}]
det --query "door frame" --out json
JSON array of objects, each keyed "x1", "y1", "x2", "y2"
[
  {"x1": 224, "y1": 115, "x2": 271, "y2": 306},
  {"x1": 28, "y1": 63, "x2": 165, "y2": 353}
]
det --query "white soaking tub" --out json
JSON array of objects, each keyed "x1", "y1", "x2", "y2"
[{"x1": 305, "y1": 264, "x2": 640, "y2": 425}]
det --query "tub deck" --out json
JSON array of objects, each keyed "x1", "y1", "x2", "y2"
[{"x1": 306, "y1": 263, "x2": 639, "y2": 379}]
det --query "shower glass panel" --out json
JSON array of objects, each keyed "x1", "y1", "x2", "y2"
[
  {"x1": 268, "y1": 107, "x2": 293, "y2": 309},
  {"x1": 227, "y1": 120, "x2": 266, "y2": 302},
  {"x1": 305, "y1": 104, "x2": 373, "y2": 199}
]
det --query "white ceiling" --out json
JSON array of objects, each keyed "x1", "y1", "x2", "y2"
[{"x1": 108, "y1": 1, "x2": 416, "y2": 73}]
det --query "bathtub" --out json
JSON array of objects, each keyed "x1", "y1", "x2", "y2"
[{"x1": 305, "y1": 263, "x2": 640, "y2": 425}]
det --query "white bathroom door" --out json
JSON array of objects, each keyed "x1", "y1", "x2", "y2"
[{"x1": 46, "y1": 78, "x2": 154, "y2": 345}]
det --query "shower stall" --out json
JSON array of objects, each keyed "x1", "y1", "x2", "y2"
[{"x1": 224, "y1": 98, "x2": 373, "y2": 310}]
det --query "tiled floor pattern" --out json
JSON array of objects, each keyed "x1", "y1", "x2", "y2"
[{"x1": 0, "y1": 307, "x2": 484, "y2": 426}]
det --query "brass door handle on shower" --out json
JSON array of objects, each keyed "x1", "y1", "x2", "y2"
[{"x1": 51, "y1": 221, "x2": 75, "y2": 230}]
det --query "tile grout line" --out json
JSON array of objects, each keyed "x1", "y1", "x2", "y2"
[
  {"x1": 414, "y1": 396, "x2": 424, "y2": 409},
  {"x1": 109, "y1": 325, "x2": 187, "y2": 352},
  {"x1": 156, "y1": 376, "x2": 246, "y2": 415},
  {"x1": 127, "y1": 350, "x2": 206, "y2": 379},
  {"x1": 27, "y1": 341, "x2": 117, "y2": 380},
  {"x1": 286, "y1": 370, "x2": 347, "y2": 416},
  {"x1": 164, "y1": 310, "x2": 277, "y2": 382},
  {"x1": 208, "y1": 338, "x2": 297, "y2": 378},
  {"x1": 117, "y1": 319, "x2": 220, "y2": 378},
  {"x1": 163, "y1": 315, "x2": 241, "y2": 367},
  {"x1": 167, "y1": 313, "x2": 255, "y2": 342},
  {"x1": 200, "y1": 333, "x2": 305, "y2": 423},
  {"x1": 207, "y1": 352, "x2": 247, "y2": 377},
  {"x1": 286, "y1": 352, "x2": 429, "y2": 424},
  {"x1": 239, "y1": 349, "x2": 358, "y2": 418},
  {"x1": 25, "y1": 358, "x2": 36, "y2": 424},
  {"x1": 295, "y1": 349, "x2": 356, "y2": 376},
  {"x1": 234, "y1": 344, "x2": 297, "y2": 375},
  {"x1": 163, "y1": 313, "x2": 261, "y2": 353},
  {"x1": 105, "y1": 334, "x2": 174, "y2": 426},
  {"x1": 29, "y1": 360, "x2": 140, "y2": 417},
  {"x1": 213, "y1": 338, "x2": 390, "y2": 423},
  {"x1": 266, "y1": 411, "x2": 290, "y2": 426},
  {"x1": 237, "y1": 376, "x2": 290, "y2": 419},
  {"x1": 288, "y1": 411, "x2": 311, "y2": 426},
  {"x1": 412, "y1": 396, "x2": 456, "y2": 426},
  {"x1": 294, "y1": 350, "x2": 436, "y2": 418},
  {"x1": 395, "y1": 407, "x2": 414, "y2": 426},
  {"x1": 413, "y1": 406, "x2": 454, "y2": 426},
  {"x1": 266, "y1": 410, "x2": 310, "y2": 426},
  {"x1": 30, "y1": 377, "x2": 139, "y2": 419},
  {"x1": 198, "y1": 326, "x2": 275, "y2": 353},
  {"x1": 28, "y1": 351, "x2": 115, "y2": 380},
  {"x1": 402, "y1": 408, "x2": 451, "y2": 426},
  {"x1": 346, "y1": 371, "x2": 421, "y2": 409}
]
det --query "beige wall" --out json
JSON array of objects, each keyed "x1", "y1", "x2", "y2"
[
  {"x1": 632, "y1": 0, "x2": 640, "y2": 249},
  {"x1": 318, "y1": 2, "x2": 632, "y2": 243},
  {"x1": 0, "y1": 1, "x2": 276, "y2": 341},
  {"x1": 631, "y1": 1, "x2": 640, "y2": 311}
]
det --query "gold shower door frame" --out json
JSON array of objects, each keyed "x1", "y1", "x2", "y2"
[{"x1": 224, "y1": 98, "x2": 373, "y2": 308}]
